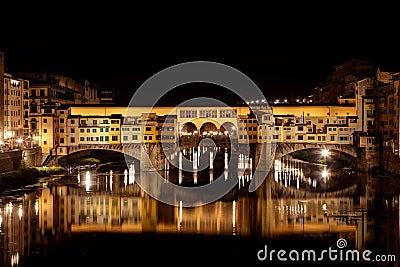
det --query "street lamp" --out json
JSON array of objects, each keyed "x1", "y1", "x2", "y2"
[{"x1": 16, "y1": 138, "x2": 23, "y2": 149}]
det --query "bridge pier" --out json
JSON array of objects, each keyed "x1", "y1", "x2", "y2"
[{"x1": 140, "y1": 143, "x2": 167, "y2": 172}]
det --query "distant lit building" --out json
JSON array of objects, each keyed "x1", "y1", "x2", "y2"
[
  {"x1": 269, "y1": 105, "x2": 357, "y2": 145},
  {"x1": 311, "y1": 59, "x2": 376, "y2": 104}
]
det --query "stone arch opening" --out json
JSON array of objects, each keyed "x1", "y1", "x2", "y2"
[
  {"x1": 180, "y1": 122, "x2": 198, "y2": 135},
  {"x1": 220, "y1": 122, "x2": 236, "y2": 136},
  {"x1": 57, "y1": 148, "x2": 141, "y2": 170},
  {"x1": 200, "y1": 122, "x2": 218, "y2": 136}
]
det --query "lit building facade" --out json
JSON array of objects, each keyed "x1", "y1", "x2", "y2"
[
  {"x1": 0, "y1": 52, "x2": 30, "y2": 149},
  {"x1": 43, "y1": 105, "x2": 363, "y2": 160}
]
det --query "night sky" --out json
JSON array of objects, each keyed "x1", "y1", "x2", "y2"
[{"x1": 1, "y1": 39, "x2": 399, "y2": 106}]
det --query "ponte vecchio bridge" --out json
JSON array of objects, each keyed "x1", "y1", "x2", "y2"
[{"x1": 51, "y1": 104, "x2": 361, "y2": 171}]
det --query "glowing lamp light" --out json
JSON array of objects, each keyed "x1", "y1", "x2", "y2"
[
  {"x1": 321, "y1": 149, "x2": 329, "y2": 157},
  {"x1": 5, "y1": 131, "x2": 12, "y2": 139}
]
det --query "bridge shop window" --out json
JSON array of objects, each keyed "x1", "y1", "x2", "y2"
[
  {"x1": 200, "y1": 110, "x2": 217, "y2": 118},
  {"x1": 180, "y1": 110, "x2": 197, "y2": 118},
  {"x1": 297, "y1": 135, "x2": 303, "y2": 140},
  {"x1": 220, "y1": 109, "x2": 237, "y2": 118}
]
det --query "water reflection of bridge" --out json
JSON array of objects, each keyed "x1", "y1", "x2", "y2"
[{"x1": 35, "y1": 172, "x2": 362, "y2": 238}]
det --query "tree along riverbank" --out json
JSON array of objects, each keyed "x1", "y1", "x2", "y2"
[{"x1": 0, "y1": 166, "x2": 67, "y2": 195}]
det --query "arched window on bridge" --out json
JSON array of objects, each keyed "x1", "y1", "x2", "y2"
[
  {"x1": 180, "y1": 122, "x2": 197, "y2": 135},
  {"x1": 200, "y1": 122, "x2": 218, "y2": 136}
]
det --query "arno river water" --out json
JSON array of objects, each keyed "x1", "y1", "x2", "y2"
[{"x1": 1, "y1": 148, "x2": 400, "y2": 267}]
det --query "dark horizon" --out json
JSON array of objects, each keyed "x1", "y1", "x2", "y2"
[{"x1": 1, "y1": 40, "x2": 399, "y2": 106}]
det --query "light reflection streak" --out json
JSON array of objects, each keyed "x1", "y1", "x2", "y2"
[
  {"x1": 85, "y1": 171, "x2": 90, "y2": 191},
  {"x1": 35, "y1": 198, "x2": 39, "y2": 216},
  {"x1": 18, "y1": 204, "x2": 22, "y2": 221}
]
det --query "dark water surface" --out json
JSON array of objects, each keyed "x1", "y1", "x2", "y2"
[{"x1": 1, "y1": 152, "x2": 399, "y2": 267}]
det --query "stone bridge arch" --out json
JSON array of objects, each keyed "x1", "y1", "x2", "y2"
[
  {"x1": 274, "y1": 143, "x2": 358, "y2": 160},
  {"x1": 56, "y1": 143, "x2": 167, "y2": 172},
  {"x1": 67, "y1": 144, "x2": 143, "y2": 159}
]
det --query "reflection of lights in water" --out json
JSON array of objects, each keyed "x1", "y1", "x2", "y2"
[
  {"x1": 124, "y1": 169, "x2": 128, "y2": 189},
  {"x1": 7, "y1": 202, "x2": 12, "y2": 216},
  {"x1": 18, "y1": 204, "x2": 22, "y2": 220},
  {"x1": 193, "y1": 151, "x2": 198, "y2": 170},
  {"x1": 238, "y1": 175, "x2": 244, "y2": 189},
  {"x1": 85, "y1": 171, "x2": 90, "y2": 191},
  {"x1": 0, "y1": 214, "x2": 2, "y2": 228},
  {"x1": 209, "y1": 151, "x2": 213, "y2": 169},
  {"x1": 193, "y1": 171, "x2": 197, "y2": 184},
  {"x1": 77, "y1": 173, "x2": 80, "y2": 183},
  {"x1": 35, "y1": 199, "x2": 39, "y2": 216},
  {"x1": 179, "y1": 170, "x2": 183, "y2": 185},
  {"x1": 232, "y1": 200, "x2": 236, "y2": 233},
  {"x1": 322, "y1": 169, "x2": 328, "y2": 179},
  {"x1": 224, "y1": 148, "x2": 228, "y2": 169},
  {"x1": 209, "y1": 170, "x2": 213, "y2": 183},
  {"x1": 11, "y1": 252, "x2": 19, "y2": 267},
  {"x1": 110, "y1": 170, "x2": 113, "y2": 191},
  {"x1": 129, "y1": 163, "x2": 135, "y2": 184},
  {"x1": 197, "y1": 147, "x2": 200, "y2": 166},
  {"x1": 179, "y1": 200, "x2": 183, "y2": 225},
  {"x1": 238, "y1": 154, "x2": 243, "y2": 169},
  {"x1": 224, "y1": 170, "x2": 228, "y2": 181},
  {"x1": 179, "y1": 152, "x2": 182, "y2": 169}
]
